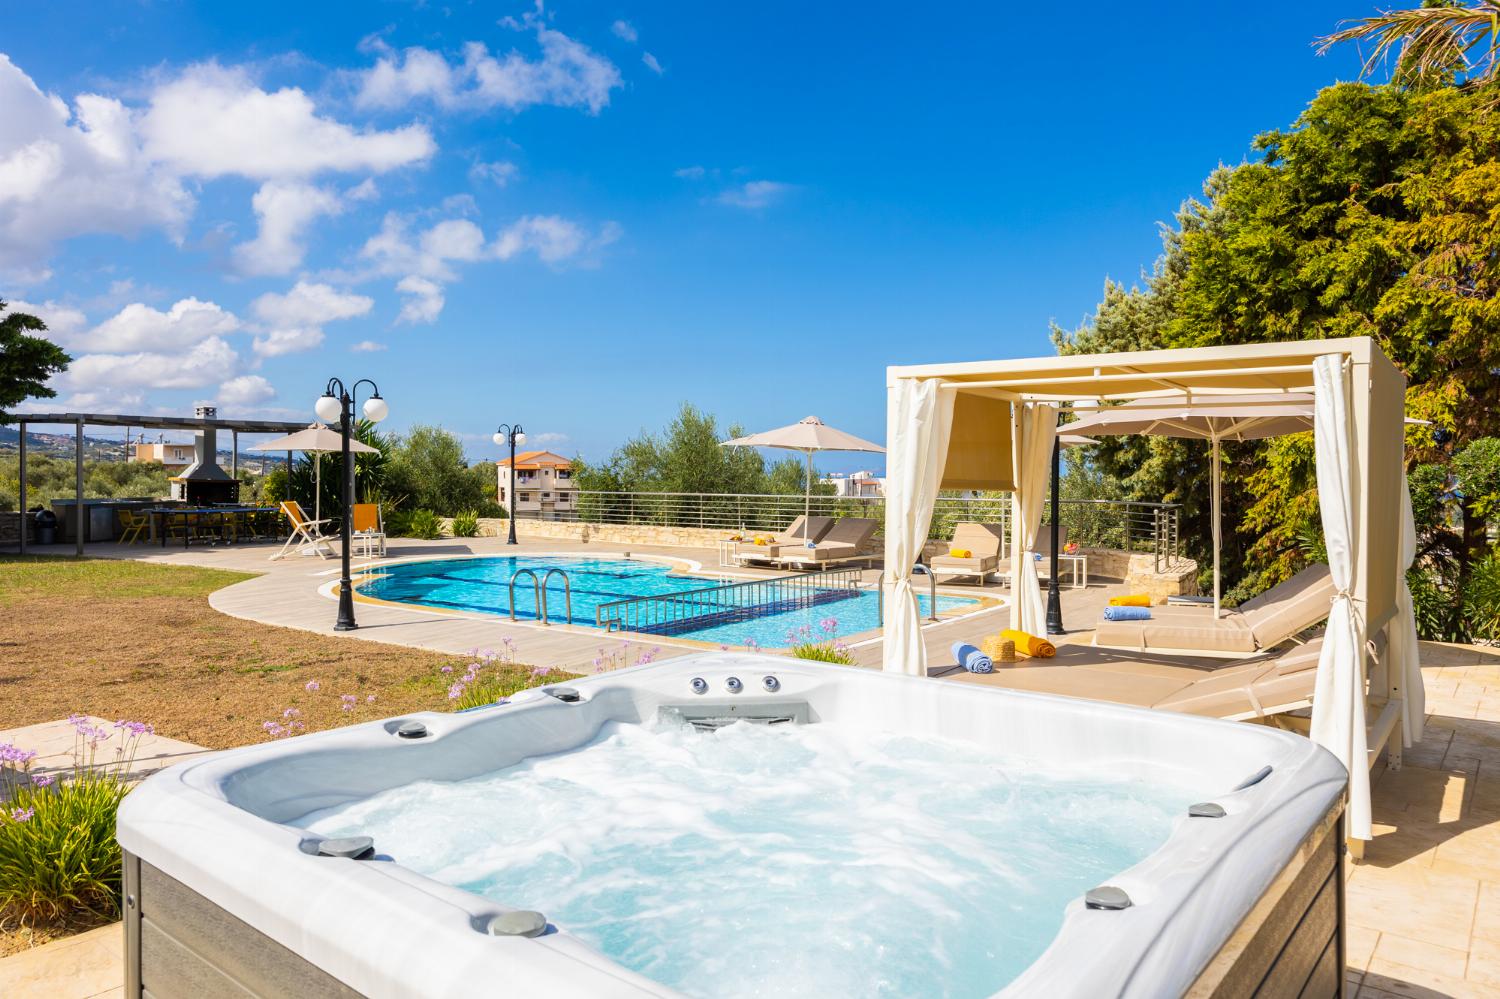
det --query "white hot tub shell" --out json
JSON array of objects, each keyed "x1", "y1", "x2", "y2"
[{"x1": 116, "y1": 652, "x2": 1347, "y2": 998}]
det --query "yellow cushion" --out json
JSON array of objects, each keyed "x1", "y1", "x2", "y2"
[
  {"x1": 949, "y1": 548, "x2": 972, "y2": 559},
  {"x1": 1108, "y1": 594, "x2": 1152, "y2": 607},
  {"x1": 754, "y1": 537, "x2": 769, "y2": 546}
]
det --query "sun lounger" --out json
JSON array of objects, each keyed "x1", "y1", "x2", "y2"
[
  {"x1": 1093, "y1": 563, "x2": 1334, "y2": 656},
  {"x1": 732, "y1": 515, "x2": 834, "y2": 564},
  {"x1": 930, "y1": 522, "x2": 1004, "y2": 584},
  {"x1": 996, "y1": 526, "x2": 1069, "y2": 584},
  {"x1": 775, "y1": 518, "x2": 880, "y2": 568},
  {"x1": 270, "y1": 500, "x2": 334, "y2": 561}
]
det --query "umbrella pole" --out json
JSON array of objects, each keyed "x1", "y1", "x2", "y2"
[
  {"x1": 315, "y1": 453, "x2": 321, "y2": 523},
  {"x1": 1212, "y1": 436, "x2": 1221, "y2": 618},
  {"x1": 804, "y1": 450, "x2": 812, "y2": 543}
]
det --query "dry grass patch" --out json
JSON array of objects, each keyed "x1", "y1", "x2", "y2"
[{"x1": 0, "y1": 556, "x2": 555, "y2": 749}]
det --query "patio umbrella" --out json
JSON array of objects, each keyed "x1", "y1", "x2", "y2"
[
  {"x1": 1066, "y1": 394, "x2": 1330, "y2": 616},
  {"x1": 248, "y1": 424, "x2": 379, "y2": 522},
  {"x1": 720, "y1": 416, "x2": 885, "y2": 542}
]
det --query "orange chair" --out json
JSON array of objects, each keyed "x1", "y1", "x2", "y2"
[
  {"x1": 270, "y1": 500, "x2": 334, "y2": 560},
  {"x1": 350, "y1": 503, "x2": 386, "y2": 557}
]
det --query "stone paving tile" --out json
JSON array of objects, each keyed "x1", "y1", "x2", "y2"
[{"x1": 0, "y1": 923, "x2": 121, "y2": 999}]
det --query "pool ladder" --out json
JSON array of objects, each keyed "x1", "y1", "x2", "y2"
[
  {"x1": 508, "y1": 568, "x2": 573, "y2": 626},
  {"x1": 875, "y1": 562, "x2": 939, "y2": 624}
]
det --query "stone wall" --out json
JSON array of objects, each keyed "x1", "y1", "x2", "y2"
[{"x1": 0, "y1": 511, "x2": 20, "y2": 544}]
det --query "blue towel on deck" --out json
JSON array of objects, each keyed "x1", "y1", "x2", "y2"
[
  {"x1": 952, "y1": 642, "x2": 993, "y2": 674},
  {"x1": 1103, "y1": 605, "x2": 1153, "y2": 621}
]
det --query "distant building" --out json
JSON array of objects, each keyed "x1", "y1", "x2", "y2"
[
  {"x1": 823, "y1": 470, "x2": 885, "y2": 498},
  {"x1": 132, "y1": 441, "x2": 195, "y2": 471},
  {"x1": 497, "y1": 451, "x2": 577, "y2": 516}
]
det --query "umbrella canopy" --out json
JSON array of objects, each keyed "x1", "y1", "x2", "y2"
[
  {"x1": 249, "y1": 424, "x2": 379, "y2": 521},
  {"x1": 1067, "y1": 394, "x2": 1327, "y2": 616},
  {"x1": 720, "y1": 416, "x2": 885, "y2": 541}
]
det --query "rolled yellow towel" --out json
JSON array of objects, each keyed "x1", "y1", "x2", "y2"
[
  {"x1": 1001, "y1": 628, "x2": 1056, "y2": 658},
  {"x1": 1108, "y1": 594, "x2": 1152, "y2": 607},
  {"x1": 949, "y1": 548, "x2": 972, "y2": 559}
]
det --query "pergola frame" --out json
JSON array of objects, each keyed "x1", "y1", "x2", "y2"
[{"x1": 9, "y1": 411, "x2": 309, "y2": 556}]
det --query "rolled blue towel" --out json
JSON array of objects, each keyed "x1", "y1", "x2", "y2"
[
  {"x1": 1103, "y1": 605, "x2": 1153, "y2": 621},
  {"x1": 952, "y1": 642, "x2": 993, "y2": 674}
]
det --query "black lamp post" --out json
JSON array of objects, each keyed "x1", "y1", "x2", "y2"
[
  {"x1": 316, "y1": 378, "x2": 388, "y2": 631},
  {"x1": 493, "y1": 423, "x2": 526, "y2": 545},
  {"x1": 1045, "y1": 436, "x2": 1065, "y2": 636}
]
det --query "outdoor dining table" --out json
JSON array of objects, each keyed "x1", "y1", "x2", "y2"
[{"x1": 147, "y1": 506, "x2": 281, "y2": 548}]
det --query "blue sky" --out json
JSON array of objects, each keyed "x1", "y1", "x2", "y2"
[{"x1": 2, "y1": 1, "x2": 1372, "y2": 470}]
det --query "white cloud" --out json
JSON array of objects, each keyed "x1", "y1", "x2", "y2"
[
  {"x1": 355, "y1": 22, "x2": 621, "y2": 114},
  {"x1": 251, "y1": 280, "x2": 372, "y2": 357},
  {"x1": 611, "y1": 20, "x2": 638, "y2": 43},
  {"x1": 142, "y1": 62, "x2": 434, "y2": 180},
  {"x1": 345, "y1": 177, "x2": 379, "y2": 201},
  {"x1": 0, "y1": 54, "x2": 430, "y2": 279},
  {"x1": 673, "y1": 165, "x2": 706, "y2": 180},
  {"x1": 233, "y1": 181, "x2": 343, "y2": 276},
  {"x1": 642, "y1": 52, "x2": 663, "y2": 75},
  {"x1": 218, "y1": 374, "x2": 275, "y2": 406},
  {"x1": 395, "y1": 275, "x2": 444, "y2": 324},
  {"x1": 493, "y1": 215, "x2": 589, "y2": 263},
  {"x1": 5, "y1": 298, "x2": 88, "y2": 344},
  {"x1": 469, "y1": 160, "x2": 519, "y2": 186},
  {"x1": 350, "y1": 339, "x2": 386, "y2": 352},
  {"x1": 529, "y1": 431, "x2": 569, "y2": 445},
  {"x1": 63, "y1": 335, "x2": 240, "y2": 392},
  {"x1": 82, "y1": 297, "x2": 240, "y2": 352},
  {"x1": 716, "y1": 180, "x2": 796, "y2": 209},
  {"x1": 359, "y1": 213, "x2": 486, "y2": 281},
  {"x1": 0, "y1": 56, "x2": 192, "y2": 280}
]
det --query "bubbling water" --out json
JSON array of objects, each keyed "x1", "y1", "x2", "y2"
[{"x1": 294, "y1": 719, "x2": 1196, "y2": 997}]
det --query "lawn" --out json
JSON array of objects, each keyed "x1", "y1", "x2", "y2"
[{"x1": 0, "y1": 556, "x2": 548, "y2": 749}]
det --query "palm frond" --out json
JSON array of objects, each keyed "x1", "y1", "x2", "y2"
[{"x1": 1317, "y1": 1, "x2": 1500, "y2": 89}]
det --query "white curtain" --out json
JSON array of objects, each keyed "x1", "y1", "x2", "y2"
[
  {"x1": 1309, "y1": 353, "x2": 1371, "y2": 842},
  {"x1": 881, "y1": 378, "x2": 955, "y2": 675},
  {"x1": 1009, "y1": 402, "x2": 1059, "y2": 635},
  {"x1": 1391, "y1": 469, "x2": 1426, "y2": 746}
]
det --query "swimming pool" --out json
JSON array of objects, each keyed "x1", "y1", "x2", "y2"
[{"x1": 354, "y1": 555, "x2": 979, "y2": 648}]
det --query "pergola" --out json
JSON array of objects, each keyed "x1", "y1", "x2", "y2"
[
  {"x1": 881, "y1": 336, "x2": 1414, "y2": 846},
  {"x1": 10, "y1": 411, "x2": 309, "y2": 556}
]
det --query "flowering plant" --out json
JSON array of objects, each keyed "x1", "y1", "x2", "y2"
[
  {"x1": 784, "y1": 618, "x2": 857, "y2": 665},
  {"x1": 1, "y1": 716, "x2": 155, "y2": 928}
]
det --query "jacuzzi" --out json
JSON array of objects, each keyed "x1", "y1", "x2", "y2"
[{"x1": 116, "y1": 653, "x2": 1347, "y2": 998}]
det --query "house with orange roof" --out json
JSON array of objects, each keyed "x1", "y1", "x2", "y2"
[{"x1": 496, "y1": 450, "x2": 577, "y2": 517}]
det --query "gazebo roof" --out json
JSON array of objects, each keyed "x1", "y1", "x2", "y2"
[{"x1": 9, "y1": 412, "x2": 309, "y2": 434}]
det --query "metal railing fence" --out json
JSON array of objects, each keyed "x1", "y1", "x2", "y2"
[
  {"x1": 595, "y1": 565, "x2": 865, "y2": 636},
  {"x1": 562, "y1": 491, "x2": 1181, "y2": 569}
]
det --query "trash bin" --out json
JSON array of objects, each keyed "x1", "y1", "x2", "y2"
[{"x1": 32, "y1": 508, "x2": 57, "y2": 545}]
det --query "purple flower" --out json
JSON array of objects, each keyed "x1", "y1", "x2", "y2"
[
  {"x1": 262, "y1": 721, "x2": 284, "y2": 737},
  {"x1": 9, "y1": 807, "x2": 35, "y2": 823},
  {"x1": 447, "y1": 682, "x2": 466, "y2": 700},
  {"x1": 366, "y1": 694, "x2": 377, "y2": 704},
  {"x1": 819, "y1": 617, "x2": 839, "y2": 635},
  {"x1": 282, "y1": 707, "x2": 301, "y2": 720},
  {"x1": 32, "y1": 774, "x2": 55, "y2": 787},
  {"x1": 0, "y1": 742, "x2": 38, "y2": 767},
  {"x1": 305, "y1": 680, "x2": 320, "y2": 693},
  {"x1": 114, "y1": 720, "x2": 155, "y2": 737},
  {"x1": 339, "y1": 694, "x2": 358, "y2": 713}
]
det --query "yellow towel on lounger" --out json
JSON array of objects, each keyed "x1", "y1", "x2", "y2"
[
  {"x1": 949, "y1": 548, "x2": 972, "y2": 559},
  {"x1": 1108, "y1": 594, "x2": 1152, "y2": 607},
  {"x1": 1000, "y1": 629, "x2": 1055, "y2": 658}
]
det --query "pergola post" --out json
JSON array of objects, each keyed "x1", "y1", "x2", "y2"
[
  {"x1": 17, "y1": 420, "x2": 26, "y2": 555},
  {"x1": 231, "y1": 430, "x2": 238, "y2": 479},
  {"x1": 75, "y1": 418, "x2": 85, "y2": 556}
]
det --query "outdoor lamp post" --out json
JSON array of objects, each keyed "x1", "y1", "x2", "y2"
[
  {"x1": 316, "y1": 377, "x2": 388, "y2": 631},
  {"x1": 1045, "y1": 436, "x2": 1065, "y2": 636},
  {"x1": 493, "y1": 423, "x2": 526, "y2": 545}
]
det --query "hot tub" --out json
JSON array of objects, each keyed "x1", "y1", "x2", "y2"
[{"x1": 116, "y1": 653, "x2": 1346, "y2": 998}]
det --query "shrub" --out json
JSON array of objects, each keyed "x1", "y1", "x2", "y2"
[
  {"x1": 785, "y1": 617, "x2": 857, "y2": 665},
  {"x1": 404, "y1": 509, "x2": 442, "y2": 540},
  {"x1": 1464, "y1": 550, "x2": 1500, "y2": 644},
  {"x1": 0, "y1": 718, "x2": 153, "y2": 928},
  {"x1": 450, "y1": 510, "x2": 480, "y2": 537},
  {"x1": 383, "y1": 509, "x2": 412, "y2": 537},
  {"x1": 437, "y1": 642, "x2": 567, "y2": 710}
]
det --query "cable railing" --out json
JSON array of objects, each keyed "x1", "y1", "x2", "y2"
[
  {"x1": 595, "y1": 565, "x2": 866, "y2": 636},
  {"x1": 563, "y1": 491, "x2": 1182, "y2": 568}
]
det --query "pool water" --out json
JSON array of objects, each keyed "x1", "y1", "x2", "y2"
[
  {"x1": 357, "y1": 556, "x2": 976, "y2": 648},
  {"x1": 295, "y1": 718, "x2": 1198, "y2": 998}
]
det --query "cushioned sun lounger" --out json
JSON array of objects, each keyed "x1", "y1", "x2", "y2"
[
  {"x1": 732, "y1": 516, "x2": 834, "y2": 563},
  {"x1": 1093, "y1": 563, "x2": 1335, "y2": 656},
  {"x1": 930, "y1": 522, "x2": 1004, "y2": 584},
  {"x1": 996, "y1": 526, "x2": 1070, "y2": 584},
  {"x1": 775, "y1": 518, "x2": 880, "y2": 567}
]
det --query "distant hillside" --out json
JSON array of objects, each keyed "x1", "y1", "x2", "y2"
[{"x1": 0, "y1": 427, "x2": 279, "y2": 472}]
